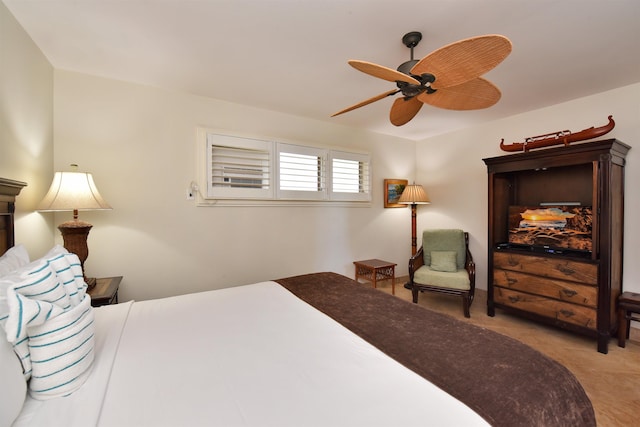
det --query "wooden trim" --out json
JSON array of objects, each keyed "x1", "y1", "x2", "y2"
[{"x1": 0, "y1": 177, "x2": 27, "y2": 202}]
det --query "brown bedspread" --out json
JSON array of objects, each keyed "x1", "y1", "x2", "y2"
[{"x1": 275, "y1": 272, "x2": 596, "y2": 427}]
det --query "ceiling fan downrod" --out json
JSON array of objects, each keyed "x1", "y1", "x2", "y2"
[
  {"x1": 397, "y1": 32, "x2": 437, "y2": 97},
  {"x1": 397, "y1": 31, "x2": 422, "y2": 75}
]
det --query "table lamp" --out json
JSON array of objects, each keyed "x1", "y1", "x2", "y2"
[
  {"x1": 397, "y1": 183, "x2": 430, "y2": 255},
  {"x1": 37, "y1": 165, "x2": 112, "y2": 288}
]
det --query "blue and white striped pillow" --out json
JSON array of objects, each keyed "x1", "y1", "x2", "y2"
[
  {"x1": 46, "y1": 253, "x2": 88, "y2": 306},
  {"x1": 28, "y1": 295, "x2": 95, "y2": 399},
  {"x1": 3, "y1": 259, "x2": 67, "y2": 379},
  {"x1": 1, "y1": 251, "x2": 95, "y2": 400}
]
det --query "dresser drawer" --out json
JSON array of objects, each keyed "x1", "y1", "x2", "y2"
[
  {"x1": 493, "y1": 269, "x2": 598, "y2": 308},
  {"x1": 494, "y1": 287, "x2": 597, "y2": 329},
  {"x1": 493, "y1": 252, "x2": 597, "y2": 285}
]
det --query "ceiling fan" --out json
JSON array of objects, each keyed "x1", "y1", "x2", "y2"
[{"x1": 331, "y1": 32, "x2": 512, "y2": 126}]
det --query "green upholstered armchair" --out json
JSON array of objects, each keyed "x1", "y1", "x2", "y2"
[{"x1": 408, "y1": 229, "x2": 476, "y2": 317}]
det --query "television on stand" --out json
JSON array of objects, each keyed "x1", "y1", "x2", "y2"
[{"x1": 502, "y1": 204, "x2": 593, "y2": 257}]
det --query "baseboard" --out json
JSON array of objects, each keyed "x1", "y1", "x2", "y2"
[{"x1": 630, "y1": 324, "x2": 640, "y2": 344}]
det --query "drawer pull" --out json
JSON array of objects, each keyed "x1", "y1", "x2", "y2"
[
  {"x1": 508, "y1": 295, "x2": 521, "y2": 303},
  {"x1": 558, "y1": 265, "x2": 576, "y2": 276},
  {"x1": 559, "y1": 309, "x2": 575, "y2": 318},
  {"x1": 561, "y1": 289, "x2": 578, "y2": 298}
]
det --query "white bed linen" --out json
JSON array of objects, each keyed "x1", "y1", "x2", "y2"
[
  {"x1": 13, "y1": 302, "x2": 132, "y2": 427},
  {"x1": 15, "y1": 281, "x2": 489, "y2": 427}
]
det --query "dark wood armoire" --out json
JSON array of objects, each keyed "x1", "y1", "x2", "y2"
[{"x1": 483, "y1": 139, "x2": 630, "y2": 353}]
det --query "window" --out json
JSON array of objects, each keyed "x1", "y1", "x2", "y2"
[
  {"x1": 207, "y1": 134, "x2": 273, "y2": 199},
  {"x1": 330, "y1": 151, "x2": 370, "y2": 201},
  {"x1": 202, "y1": 130, "x2": 370, "y2": 203},
  {"x1": 277, "y1": 143, "x2": 326, "y2": 200}
]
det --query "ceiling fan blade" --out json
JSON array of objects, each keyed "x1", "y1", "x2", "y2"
[
  {"x1": 390, "y1": 97, "x2": 423, "y2": 126},
  {"x1": 348, "y1": 60, "x2": 421, "y2": 85},
  {"x1": 411, "y1": 34, "x2": 512, "y2": 89},
  {"x1": 417, "y1": 77, "x2": 501, "y2": 110},
  {"x1": 331, "y1": 89, "x2": 399, "y2": 117}
]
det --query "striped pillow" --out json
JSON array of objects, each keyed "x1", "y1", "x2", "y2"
[
  {"x1": 46, "y1": 253, "x2": 88, "y2": 306},
  {"x1": 28, "y1": 295, "x2": 95, "y2": 399},
  {"x1": 3, "y1": 259, "x2": 68, "y2": 379},
  {"x1": 2, "y1": 252, "x2": 95, "y2": 400}
]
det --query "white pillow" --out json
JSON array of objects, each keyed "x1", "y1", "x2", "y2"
[
  {"x1": 0, "y1": 336, "x2": 27, "y2": 426},
  {"x1": 43, "y1": 244, "x2": 68, "y2": 258},
  {"x1": 0, "y1": 244, "x2": 30, "y2": 277}
]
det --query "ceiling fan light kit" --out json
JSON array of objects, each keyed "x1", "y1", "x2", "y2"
[{"x1": 332, "y1": 32, "x2": 512, "y2": 126}]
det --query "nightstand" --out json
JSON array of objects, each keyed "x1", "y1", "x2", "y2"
[{"x1": 88, "y1": 276, "x2": 122, "y2": 307}]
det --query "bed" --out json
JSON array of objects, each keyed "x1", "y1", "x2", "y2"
[{"x1": 0, "y1": 178, "x2": 596, "y2": 427}]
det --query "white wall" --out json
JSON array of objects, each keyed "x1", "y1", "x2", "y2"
[
  {"x1": 0, "y1": 2, "x2": 54, "y2": 257},
  {"x1": 52, "y1": 71, "x2": 417, "y2": 301},
  {"x1": 416, "y1": 83, "x2": 640, "y2": 296}
]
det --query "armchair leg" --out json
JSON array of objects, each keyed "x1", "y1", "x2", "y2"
[
  {"x1": 411, "y1": 285, "x2": 419, "y2": 303},
  {"x1": 462, "y1": 292, "x2": 471, "y2": 318}
]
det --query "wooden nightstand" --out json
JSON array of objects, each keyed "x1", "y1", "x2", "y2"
[{"x1": 88, "y1": 276, "x2": 122, "y2": 307}]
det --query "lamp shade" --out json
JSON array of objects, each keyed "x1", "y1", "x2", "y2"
[
  {"x1": 397, "y1": 184, "x2": 430, "y2": 205},
  {"x1": 37, "y1": 172, "x2": 112, "y2": 212}
]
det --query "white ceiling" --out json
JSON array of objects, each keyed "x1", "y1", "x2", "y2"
[{"x1": 4, "y1": 0, "x2": 640, "y2": 141}]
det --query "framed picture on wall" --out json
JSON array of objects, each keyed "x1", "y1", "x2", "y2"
[{"x1": 384, "y1": 179, "x2": 408, "y2": 208}]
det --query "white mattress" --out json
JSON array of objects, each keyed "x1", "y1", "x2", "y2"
[{"x1": 15, "y1": 281, "x2": 488, "y2": 427}]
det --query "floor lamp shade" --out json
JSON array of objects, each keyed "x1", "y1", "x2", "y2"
[
  {"x1": 37, "y1": 170, "x2": 112, "y2": 287},
  {"x1": 398, "y1": 184, "x2": 430, "y2": 255}
]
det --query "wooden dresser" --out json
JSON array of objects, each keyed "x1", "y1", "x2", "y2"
[{"x1": 484, "y1": 139, "x2": 630, "y2": 353}]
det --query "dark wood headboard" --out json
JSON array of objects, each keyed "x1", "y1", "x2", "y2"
[{"x1": 0, "y1": 178, "x2": 28, "y2": 256}]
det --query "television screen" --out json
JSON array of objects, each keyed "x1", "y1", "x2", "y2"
[{"x1": 507, "y1": 205, "x2": 592, "y2": 253}]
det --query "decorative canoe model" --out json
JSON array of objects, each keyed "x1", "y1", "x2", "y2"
[{"x1": 500, "y1": 115, "x2": 615, "y2": 152}]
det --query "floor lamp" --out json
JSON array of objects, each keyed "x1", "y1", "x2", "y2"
[
  {"x1": 37, "y1": 165, "x2": 112, "y2": 288},
  {"x1": 398, "y1": 184, "x2": 431, "y2": 255},
  {"x1": 398, "y1": 183, "x2": 430, "y2": 286}
]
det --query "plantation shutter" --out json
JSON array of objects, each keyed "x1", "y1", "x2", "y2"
[
  {"x1": 330, "y1": 151, "x2": 371, "y2": 201},
  {"x1": 277, "y1": 143, "x2": 326, "y2": 200},
  {"x1": 207, "y1": 134, "x2": 273, "y2": 199}
]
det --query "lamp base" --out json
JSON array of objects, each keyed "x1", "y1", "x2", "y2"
[{"x1": 58, "y1": 219, "x2": 94, "y2": 288}]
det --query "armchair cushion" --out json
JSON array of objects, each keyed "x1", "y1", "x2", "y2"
[
  {"x1": 413, "y1": 266, "x2": 471, "y2": 291},
  {"x1": 429, "y1": 251, "x2": 457, "y2": 272},
  {"x1": 422, "y1": 229, "x2": 466, "y2": 270}
]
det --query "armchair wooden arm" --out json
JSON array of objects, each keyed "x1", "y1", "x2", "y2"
[
  {"x1": 463, "y1": 232, "x2": 476, "y2": 300},
  {"x1": 408, "y1": 246, "x2": 424, "y2": 283}
]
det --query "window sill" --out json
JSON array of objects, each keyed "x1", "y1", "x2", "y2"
[{"x1": 195, "y1": 199, "x2": 372, "y2": 208}]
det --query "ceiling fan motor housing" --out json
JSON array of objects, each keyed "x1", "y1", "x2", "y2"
[
  {"x1": 397, "y1": 59, "x2": 418, "y2": 75},
  {"x1": 396, "y1": 70, "x2": 437, "y2": 96},
  {"x1": 397, "y1": 32, "x2": 437, "y2": 96}
]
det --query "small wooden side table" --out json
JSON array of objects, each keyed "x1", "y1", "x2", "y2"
[
  {"x1": 353, "y1": 259, "x2": 397, "y2": 295},
  {"x1": 88, "y1": 276, "x2": 123, "y2": 307},
  {"x1": 618, "y1": 291, "x2": 640, "y2": 348}
]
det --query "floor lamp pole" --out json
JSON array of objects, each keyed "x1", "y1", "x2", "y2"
[
  {"x1": 403, "y1": 203, "x2": 419, "y2": 290},
  {"x1": 410, "y1": 203, "x2": 418, "y2": 256}
]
